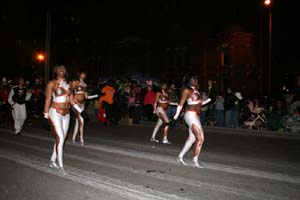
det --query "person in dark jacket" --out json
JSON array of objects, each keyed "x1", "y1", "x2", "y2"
[
  {"x1": 8, "y1": 77, "x2": 32, "y2": 135},
  {"x1": 224, "y1": 88, "x2": 242, "y2": 128}
]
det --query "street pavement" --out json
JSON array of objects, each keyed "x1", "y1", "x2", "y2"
[{"x1": 0, "y1": 116, "x2": 299, "y2": 200}]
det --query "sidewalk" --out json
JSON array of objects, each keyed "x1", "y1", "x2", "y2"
[
  {"x1": 24, "y1": 115, "x2": 300, "y2": 140},
  {"x1": 117, "y1": 119, "x2": 300, "y2": 140}
]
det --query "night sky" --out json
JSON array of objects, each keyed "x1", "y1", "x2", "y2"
[{"x1": 1, "y1": 0, "x2": 299, "y2": 76}]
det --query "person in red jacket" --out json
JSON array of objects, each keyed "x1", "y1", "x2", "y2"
[
  {"x1": 0, "y1": 78, "x2": 11, "y2": 127},
  {"x1": 143, "y1": 80, "x2": 156, "y2": 121}
]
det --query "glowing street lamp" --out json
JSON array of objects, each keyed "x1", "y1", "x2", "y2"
[
  {"x1": 35, "y1": 52, "x2": 46, "y2": 78},
  {"x1": 264, "y1": 0, "x2": 271, "y2": 6},
  {"x1": 36, "y1": 53, "x2": 45, "y2": 62}
]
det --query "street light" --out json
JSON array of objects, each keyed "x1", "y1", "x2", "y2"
[
  {"x1": 36, "y1": 53, "x2": 45, "y2": 62},
  {"x1": 264, "y1": 0, "x2": 272, "y2": 95},
  {"x1": 264, "y1": 0, "x2": 271, "y2": 6},
  {"x1": 34, "y1": 52, "x2": 46, "y2": 78}
]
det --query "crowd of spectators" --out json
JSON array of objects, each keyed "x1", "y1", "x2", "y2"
[{"x1": 0, "y1": 75, "x2": 299, "y2": 133}]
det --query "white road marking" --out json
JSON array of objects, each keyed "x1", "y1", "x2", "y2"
[
  {"x1": 0, "y1": 151, "x2": 188, "y2": 200},
  {"x1": 22, "y1": 133, "x2": 300, "y2": 184},
  {"x1": 0, "y1": 137, "x2": 298, "y2": 200}
]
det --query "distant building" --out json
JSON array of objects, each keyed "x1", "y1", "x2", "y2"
[{"x1": 202, "y1": 25, "x2": 262, "y2": 97}]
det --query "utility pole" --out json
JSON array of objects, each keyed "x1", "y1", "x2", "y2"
[
  {"x1": 264, "y1": 0, "x2": 272, "y2": 95},
  {"x1": 45, "y1": 9, "x2": 51, "y2": 83},
  {"x1": 268, "y1": 10, "x2": 272, "y2": 95}
]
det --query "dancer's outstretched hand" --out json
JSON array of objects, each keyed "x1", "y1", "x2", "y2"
[
  {"x1": 43, "y1": 112, "x2": 49, "y2": 119},
  {"x1": 42, "y1": 112, "x2": 50, "y2": 131},
  {"x1": 173, "y1": 113, "x2": 180, "y2": 120},
  {"x1": 202, "y1": 98, "x2": 211, "y2": 106}
]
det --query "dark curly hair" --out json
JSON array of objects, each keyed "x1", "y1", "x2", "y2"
[{"x1": 183, "y1": 72, "x2": 198, "y2": 88}]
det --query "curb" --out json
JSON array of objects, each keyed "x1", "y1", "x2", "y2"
[
  {"x1": 27, "y1": 117, "x2": 300, "y2": 140},
  {"x1": 117, "y1": 119, "x2": 300, "y2": 139}
]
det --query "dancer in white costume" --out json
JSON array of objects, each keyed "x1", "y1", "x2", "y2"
[
  {"x1": 71, "y1": 73, "x2": 98, "y2": 146},
  {"x1": 173, "y1": 74, "x2": 211, "y2": 168},
  {"x1": 43, "y1": 65, "x2": 84, "y2": 175},
  {"x1": 150, "y1": 83, "x2": 171, "y2": 144}
]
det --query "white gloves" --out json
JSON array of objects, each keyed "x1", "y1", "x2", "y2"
[
  {"x1": 173, "y1": 105, "x2": 183, "y2": 120},
  {"x1": 87, "y1": 94, "x2": 99, "y2": 100},
  {"x1": 43, "y1": 112, "x2": 49, "y2": 119},
  {"x1": 202, "y1": 98, "x2": 211, "y2": 106},
  {"x1": 73, "y1": 104, "x2": 83, "y2": 113},
  {"x1": 153, "y1": 103, "x2": 157, "y2": 114},
  {"x1": 153, "y1": 109, "x2": 157, "y2": 114}
]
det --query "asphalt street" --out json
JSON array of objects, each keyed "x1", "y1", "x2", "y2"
[{"x1": 0, "y1": 116, "x2": 299, "y2": 200}]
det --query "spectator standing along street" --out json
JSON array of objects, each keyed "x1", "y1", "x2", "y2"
[
  {"x1": 143, "y1": 80, "x2": 156, "y2": 121},
  {"x1": 207, "y1": 80, "x2": 217, "y2": 126},
  {"x1": 100, "y1": 80, "x2": 117, "y2": 125},
  {"x1": 200, "y1": 91, "x2": 209, "y2": 126},
  {"x1": 8, "y1": 77, "x2": 32, "y2": 135},
  {"x1": 167, "y1": 83, "x2": 180, "y2": 129},
  {"x1": 215, "y1": 93, "x2": 225, "y2": 127},
  {"x1": 225, "y1": 88, "x2": 242, "y2": 128},
  {"x1": 0, "y1": 78, "x2": 11, "y2": 128}
]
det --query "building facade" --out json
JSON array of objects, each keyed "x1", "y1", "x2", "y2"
[{"x1": 202, "y1": 26, "x2": 262, "y2": 97}]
